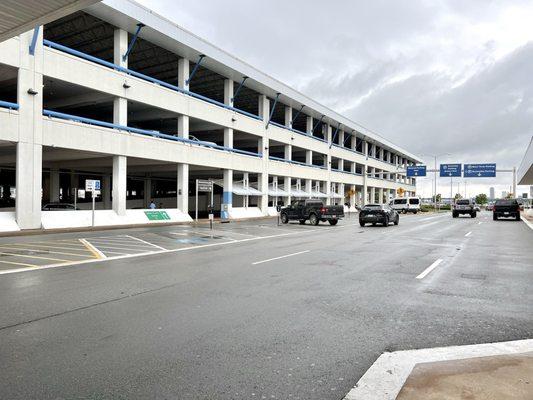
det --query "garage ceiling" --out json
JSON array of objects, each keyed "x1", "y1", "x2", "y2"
[{"x1": 0, "y1": 0, "x2": 99, "y2": 42}]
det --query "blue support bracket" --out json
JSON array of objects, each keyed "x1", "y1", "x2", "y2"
[
  {"x1": 329, "y1": 123, "x2": 341, "y2": 148},
  {"x1": 312, "y1": 115, "x2": 325, "y2": 135},
  {"x1": 265, "y1": 93, "x2": 281, "y2": 129},
  {"x1": 29, "y1": 26, "x2": 40, "y2": 56},
  {"x1": 290, "y1": 105, "x2": 305, "y2": 127},
  {"x1": 186, "y1": 54, "x2": 206, "y2": 85},
  {"x1": 343, "y1": 129, "x2": 354, "y2": 146},
  {"x1": 122, "y1": 23, "x2": 145, "y2": 62},
  {"x1": 231, "y1": 76, "x2": 248, "y2": 104}
]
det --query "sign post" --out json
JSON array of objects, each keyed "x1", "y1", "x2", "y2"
[
  {"x1": 195, "y1": 179, "x2": 213, "y2": 222},
  {"x1": 85, "y1": 179, "x2": 101, "y2": 227},
  {"x1": 276, "y1": 204, "x2": 281, "y2": 226}
]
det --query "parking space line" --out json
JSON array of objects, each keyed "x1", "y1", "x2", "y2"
[
  {"x1": 252, "y1": 250, "x2": 310, "y2": 265},
  {"x1": 14, "y1": 240, "x2": 88, "y2": 249},
  {"x1": 465, "y1": 231, "x2": 472, "y2": 237},
  {"x1": 81, "y1": 242, "x2": 158, "y2": 252},
  {"x1": 0, "y1": 259, "x2": 40, "y2": 268},
  {"x1": 0, "y1": 251, "x2": 70, "y2": 263},
  {"x1": 0, "y1": 245, "x2": 95, "y2": 258},
  {"x1": 7, "y1": 242, "x2": 91, "y2": 252},
  {"x1": 125, "y1": 235, "x2": 166, "y2": 250},
  {"x1": 416, "y1": 259, "x2": 443, "y2": 280},
  {"x1": 79, "y1": 239, "x2": 106, "y2": 259}
]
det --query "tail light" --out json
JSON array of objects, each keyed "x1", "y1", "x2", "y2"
[{"x1": 320, "y1": 207, "x2": 326, "y2": 213}]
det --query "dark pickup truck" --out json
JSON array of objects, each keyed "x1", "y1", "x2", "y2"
[
  {"x1": 280, "y1": 199, "x2": 344, "y2": 225},
  {"x1": 493, "y1": 199, "x2": 521, "y2": 221}
]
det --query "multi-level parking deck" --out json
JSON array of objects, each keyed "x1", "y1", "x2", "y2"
[{"x1": 0, "y1": 0, "x2": 421, "y2": 231}]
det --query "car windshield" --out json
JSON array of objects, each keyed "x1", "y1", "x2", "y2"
[
  {"x1": 409, "y1": 198, "x2": 420, "y2": 204},
  {"x1": 456, "y1": 200, "x2": 470, "y2": 205},
  {"x1": 364, "y1": 205, "x2": 382, "y2": 210},
  {"x1": 495, "y1": 199, "x2": 517, "y2": 206}
]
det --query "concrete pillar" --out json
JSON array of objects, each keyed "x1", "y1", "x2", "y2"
[
  {"x1": 177, "y1": 163, "x2": 189, "y2": 213},
  {"x1": 178, "y1": 57, "x2": 189, "y2": 90},
  {"x1": 258, "y1": 173, "x2": 268, "y2": 214},
  {"x1": 113, "y1": 97, "x2": 127, "y2": 126},
  {"x1": 338, "y1": 131, "x2": 344, "y2": 147},
  {"x1": 284, "y1": 176, "x2": 291, "y2": 205},
  {"x1": 306, "y1": 150, "x2": 313, "y2": 165},
  {"x1": 379, "y1": 188, "x2": 384, "y2": 204},
  {"x1": 325, "y1": 181, "x2": 331, "y2": 205},
  {"x1": 284, "y1": 144, "x2": 292, "y2": 161},
  {"x1": 258, "y1": 95, "x2": 269, "y2": 121},
  {"x1": 370, "y1": 187, "x2": 376, "y2": 204},
  {"x1": 50, "y1": 169, "x2": 60, "y2": 202},
  {"x1": 178, "y1": 115, "x2": 189, "y2": 139},
  {"x1": 144, "y1": 178, "x2": 151, "y2": 208},
  {"x1": 222, "y1": 169, "x2": 232, "y2": 219},
  {"x1": 224, "y1": 78, "x2": 233, "y2": 105},
  {"x1": 103, "y1": 175, "x2": 111, "y2": 209},
  {"x1": 351, "y1": 134, "x2": 357, "y2": 151},
  {"x1": 224, "y1": 128, "x2": 233, "y2": 148},
  {"x1": 350, "y1": 184, "x2": 356, "y2": 208},
  {"x1": 339, "y1": 183, "x2": 345, "y2": 205},
  {"x1": 363, "y1": 171, "x2": 368, "y2": 205},
  {"x1": 69, "y1": 171, "x2": 77, "y2": 200},
  {"x1": 113, "y1": 29, "x2": 128, "y2": 68},
  {"x1": 305, "y1": 179, "x2": 312, "y2": 198},
  {"x1": 284, "y1": 106, "x2": 292, "y2": 127},
  {"x1": 112, "y1": 155, "x2": 127, "y2": 216},
  {"x1": 16, "y1": 28, "x2": 43, "y2": 229},
  {"x1": 306, "y1": 116, "x2": 313, "y2": 134},
  {"x1": 338, "y1": 159, "x2": 344, "y2": 172}
]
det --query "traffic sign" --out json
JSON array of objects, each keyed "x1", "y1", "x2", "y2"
[
  {"x1": 406, "y1": 165, "x2": 426, "y2": 177},
  {"x1": 197, "y1": 179, "x2": 213, "y2": 192},
  {"x1": 463, "y1": 163, "x2": 496, "y2": 178},
  {"x1": 85, "y1": 179, "x2": 101, "y2": 191},
  {"x1": 440, "y1": 163, "x2": 461, "y2": 177}
]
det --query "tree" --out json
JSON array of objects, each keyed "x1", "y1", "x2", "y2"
[
  {"x1": 454, "y1": 193, "x2": 462, "y2": 200},
  {"x1": 475, "y1": 193, "x2": 488, "y2": 205}
]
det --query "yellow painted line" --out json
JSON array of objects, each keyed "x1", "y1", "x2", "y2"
[
  {"x1": 0, "y1": 259, "x2": 40, "y2": 268},
  {"x1": 4, "y1": 244, "x2": 94, "y2": 257},
  {"x1": 0, "y1": 251, "x2": 70, "y2": 263},
  {"x1": 18, "y1": 240, "x2": 88, "y2": 248},
  {"x1": 79, "y1": 239, "x2": 106, "y2": 259}
]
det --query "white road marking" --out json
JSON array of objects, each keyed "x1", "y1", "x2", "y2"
[
  {"x1": 125, "y1": 235, "x2": 167, "y2": 250},
  {"x1": 416, "y1": 258, "x2": 443, "y2": 280},
  {"x1": 478, "y1": 222, "x2": 483, "y2": 225},
  {"x1": 520, "y1": 216, "x2": 533, "y2": 230},
  {"x1": 465, "y1": 231, "x2": 472, "y2": 237},
  {"x1": 252, "y1": 250, "x2": 310, "y2": 265},
  {"x1": 343, "y1": 339, "x2": 533, "y2": 400},
  {"x1": 79, "y1": 239, "x2": 106, "y2": 259}
]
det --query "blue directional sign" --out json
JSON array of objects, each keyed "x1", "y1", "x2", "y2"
[
  {"x1": 464, "y1": 163, "x2": 496, "y2": 178},
  {"x1": 406, "y1": 165, "x2": 426, "y2": 177},
  {"x1": 440, "y1": 163, "x2": 462, "y2": 177}
]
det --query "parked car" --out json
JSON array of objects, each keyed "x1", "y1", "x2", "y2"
[
  {"x1": 486, "y1": 202, "x2": 494, "y2": 211},
  {"x1": 280, "y1": 199, "x2": 344, "y2": 226},
  {"x1": 493, "y1": 199, "x2": 521, "y2": 221},
  {"x1": 452, "y1": 199, "x2": 476, "y2": 218},
  {"x1": 359, "y1": 204, "x2": 399, "y2": 227},
  {"x1": 42, "y1": 202, "x2": 78, "y2": 211},
  {"x1": 389, "y1": 197, "x2": 420, "y2": 214}
]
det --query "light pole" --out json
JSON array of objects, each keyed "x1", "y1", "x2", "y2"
[{"x1": 422, "y1": 153, "x2": 451, "y2": 211}]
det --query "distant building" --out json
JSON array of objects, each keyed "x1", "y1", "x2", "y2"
[{"x1": 489, "y1": 187, "x2": 495, "y2": 199}]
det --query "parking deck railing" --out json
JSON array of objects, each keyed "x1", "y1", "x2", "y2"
[
  {"x1": 0, "y1": 100, "x2": 19, "y2": 110},
  {"x1": 42, "y1": 109, "x2": 262, "y2": 158}
]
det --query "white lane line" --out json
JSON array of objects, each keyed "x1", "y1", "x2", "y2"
[
  {"x1": 520, "y1": 216, "x2": 533, "y2": 230},
  {"x1": 252, "y1": 250, "x2": 310, "y2": 265},
  {"x1": 465, "y1": 231, "x2": 472, "y2": 237},
  {"x1": 79, "y1": 239, "x2": 106, "y2": 259},
  {"x1": 416, "y1": 258, "x2": 443, "y2": 280},
  {"x1": 478, "y1": 222, "x2": 483, "y2": 225},
  {"x1": 125, "y1": 235, "x2": 167, "y2": 251}
]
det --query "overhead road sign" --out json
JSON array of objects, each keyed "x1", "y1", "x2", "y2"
[
  {"x1": 406, "y1": 165, "x2": 426, "y2": 177},
  {"x1": 440, "y1": 164, "x2": 462, "y2": 177},
  {"x1": 464, "y1": 163, "x2": 496, "y2": 178}
]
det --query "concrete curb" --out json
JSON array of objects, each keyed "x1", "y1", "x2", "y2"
[{"x1": 343, "y1": 339, "x2": 533, "y2": 400}]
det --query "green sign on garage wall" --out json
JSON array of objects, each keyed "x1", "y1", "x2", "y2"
[{"x1": 144, "y1": 211, "x2": 171, "y2": 221}]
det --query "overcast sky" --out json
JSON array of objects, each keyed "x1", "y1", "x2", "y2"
[{"x1": 139, "y1": 0, "x2": 533, "y2": 198}]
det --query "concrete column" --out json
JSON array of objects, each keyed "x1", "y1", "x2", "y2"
[
  {"x1": 178, "y1": 57, "x2": 189, "y2": 90},
  {"x1": 364, "y1": 141, "x2": 369, "y2": 157},
  {"x1": 351, "y1": 162, "x2": 356, "y2": 174},
  {"x1": 113, "y1": 29, "x2": 128, "y2": 68},
  {"x1": 178, "y1": 115, "x2": 189, "y2": 139},
  {"x1": 339, "y1": 183, "x2": 345, "y2": 205},
  {"x1": 350, "y1": 184, "x2": 356, "y2": 208},
  {"x1": 258, "y1": 173, "x2": 268, "y2": 214},
  {"x1": 224, "y1": 128, "x2": 233, "y2": 148},
  {"x1": 284, "y1": 106, "x2": 292, "y2": 127},
  {"x1": 370, "y1": 187, "x2": 376, "y2": 204},
  {"x1": 258, "y1": 95, "x2": 269, "y2": 121},
  {"x1": 284, "y1": 176, "x2": 291, "y2": 205},
  {"x1": 224, "y1": 78, "x2": 233, "y2": 105},
  {"x1": 325, "y1": 181, "x2": 331, "y2": 205},
  {"x1": 379, "y1": 188, "x2": 384, "y2": 204},
  {"x1": 222, "y1": 169, "x2": 232, "y2": 219},
  {"x1": 305, "y1": 179, "x2": 312, "y2": 198},
  {"x1": 325, "y1": 124, "x2": 332, "y2": 143},
  {"x1": 306, "y1": 116, "x2": 313, "y2": 134},
  {"x1": 112, "y1": 155, "x2": 127, "y2": 216},
  {"x1": 69, "y1": 171, "x2": 77, "y2": 200},
  {"x1": 113, "y1": 97, "x2": 127, "y2": 126},
  {"x1": 177, "y1": 163, "x2": 189, "y2": 213},
  {"x1": 144, "y1": 178, "x2": 151, "y2": 208},
  {"x1": 338, "y1": 159, "x2": 344, "y2": 172},
  {"x1": 16, "y1": 28, "x2": 43, "y2": 229},
  {"x1": 50, "y1": 169, "x2": 60, "y2": 202},
  {"x1": 363, "y1": 171, "x2": 368, "y2": 205},
  {"x1": 284, "y1": 144, "x2": 292, "y2": 161},
  {"x1": 338, "y1": 131, "x2": 344, "y2": 147},
  {"x1": 103, "y1": 175, "x2": 111, "y2": 209},
  {"x1": 351, "y1": 134, "x2": 357, "y2": 151},
  {"x1": 306, "y1": 150, "x2": 313, "y2": 165}
]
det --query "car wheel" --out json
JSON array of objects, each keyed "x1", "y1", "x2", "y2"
[
  {"x1": 280, "y1": 213, "x2": 289, "y2": 224},
  {"x1": 452, "y1": 211, "x2": 457, "y2": 218},
  {"x1": 383, "y1": 215, "x2": 389, "y2": 227},
  {"x1": 309, "y1": 213, "x2": 319, "y2": 226},
  {"x1": 299, "y1": 219, "x2": 306, "y2": 225},
  {"x1": 515, "y1": 214, "x2": 521, "y2": 221},
  {"x1": 394, "y1": 216, "x2": 399, "y2": 225},
  {"x1": 471, "y1": 212, "x2": 477, "y2": 218},
  {"x1": 493, "y1": 213, "x2": 497, "y2": 221},
  {"x1": 328, "y1": 219, "x2": 338, "y2": 226},
  {"x1": 359, "y1": 220, "x2": 365, "y2": 227},
  {"x1": 402, "y1": 209, "x2": 407, "y2": 214},
  {"x1": 413, "y1": 210, "x2": 418, "y2": 214},
  {"x1": 372, "y1": 222, "x2": 377, "y2": 226}
]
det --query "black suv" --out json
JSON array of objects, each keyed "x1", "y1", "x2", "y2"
[
  {"x1": 359, "y1": 204, "x2": 399, "y2": 227},
  {"x1": 280, "y1": 199, "x2": 344, "y2": 226}
]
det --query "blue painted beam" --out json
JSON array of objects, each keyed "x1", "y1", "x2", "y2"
[
  {"x1": 329, "y1": 122, "x2": 341, "y2": 148},
  {"x1": 265, "y1": 93, "x2": 281, "y2": 129},
  {"x1": 186, "y1": 54, "x2": 206, "y2": 85},
  {"x1": 29, "y1": 26, "x2": 40, "y2": 55},
  {"x1": 312, "y1": 115, "x2": 324, "y2": 135},
  {"x1": 123, "y1": 23, "x2": 144, "y2": 62},
  {"x1": 290, "y1": 105, "x2": 305, "y2": 127},
  {"x1": 231, "y1": 76, "x2": 248, "y2": 104}
]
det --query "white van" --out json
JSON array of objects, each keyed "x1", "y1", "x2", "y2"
[{"x1": 389, "y1": 197, "x2": 421, "y2": 214}]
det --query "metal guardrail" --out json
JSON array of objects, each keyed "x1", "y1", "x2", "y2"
[
  {"x1": 268, "y1": 121, "x2": 327, "y2": 143},
  {"x1": 268, "y1": 155, "x2": 328, "y2": 170},
  {"x1": 43, "y1": 40, "x2": 262, "y2": 121},
  {"x1": 42, "y1": 109, "x2": 262, "y2": 158},
  {"x1": 0, "y1": 100, "x2": 19, "y2": 110}
]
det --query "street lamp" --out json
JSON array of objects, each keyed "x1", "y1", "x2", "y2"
[{"x1": 421, "y1": 153, "x2": 451, "y2": 211}]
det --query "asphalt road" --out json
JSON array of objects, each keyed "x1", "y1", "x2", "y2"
[{"x1": 0, "y1": 212, "x2": 531, "y2": 399}]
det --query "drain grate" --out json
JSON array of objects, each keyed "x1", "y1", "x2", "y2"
[{"x1": 461, "y1": 273, "x2": 487, "y2": 280}]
